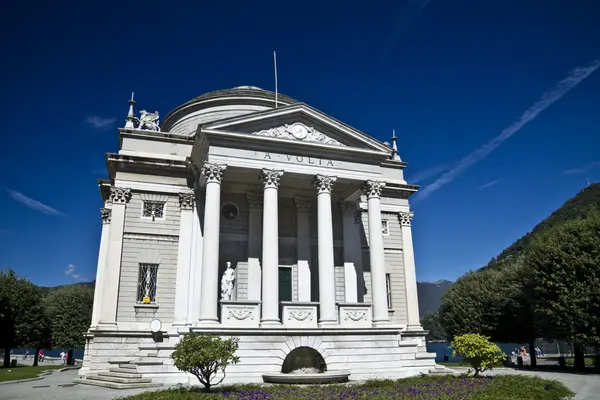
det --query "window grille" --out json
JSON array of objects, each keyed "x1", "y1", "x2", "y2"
[
  {"x1": 386, "y1": 273, "x2": 393, "y2": 309},
  {"x1": 381, "y1": 220, "x2": 389, "y2": 235},
  {"x1": 137, "y1": 263, "x2": 158, "y2": 303},
  {"x1": 142, "y1": 201, "x2": 165, "y2": 221}
]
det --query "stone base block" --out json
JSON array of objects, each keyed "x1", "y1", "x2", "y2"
[
  {"x1": 337, "y1": 303, "x2": 372, "y2": 328},
  {"x1": 281, "y1": 302, "x2": 318, "y2": 328},
  {"x1": 220, "y1": 300, "x2": 260, "y2": 327}
]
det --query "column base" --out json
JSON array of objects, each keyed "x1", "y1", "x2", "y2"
[
  {"x1": 260, "y1": 320, "x2": 282, "y2": 327},
  {"x1": 318, "y1": 320, "x2": 338, "y2": 327},
  {"x1": 372, "y1": 319, "x2": 391, "y2": 328},
  {"x1": 197, "y1": 318, "x2": 220, "y2": 326}
]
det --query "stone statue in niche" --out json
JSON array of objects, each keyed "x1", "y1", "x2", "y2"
[{"x1": 220, "y1": 261, "x2": 236, "y2": 300}]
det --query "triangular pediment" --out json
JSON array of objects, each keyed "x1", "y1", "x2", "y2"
[{"x1": 202, "y1": 103, "x2": 392, "y2": 154}]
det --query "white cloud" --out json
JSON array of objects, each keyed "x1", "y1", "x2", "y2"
[
  {"x1": 86, "y1": 115, "x2": 116, "y2": 130},
  {"x1": 563, "y1": 161, "x2": 600, "y2": 175},
  {"x1": 64, "y1": 264, "x2": 82, "y2": 279},
  {"x1": 416, "y1": 59, "x2": 600, "y2": 200},
  {"x1": 408, "y1": 163, "x2": 452, "y2": 183},
  {"x1": 6, "y1": 189, "x2": 63, "y2": 216},
  {"x1": 477, "y1": 180, "x2": 501, "y2": 190}
]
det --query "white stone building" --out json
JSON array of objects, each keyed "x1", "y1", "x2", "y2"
[{"x1": 77, "y1": 86, "x2": 437, "y2": 388}]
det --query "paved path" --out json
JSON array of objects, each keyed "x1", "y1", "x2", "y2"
[
  {"x1": 0, "y1": 369, "x2": 160, "y2": 400},
  {"x1": 453, "y1": 367, "x2": 600, "y2": 400}
]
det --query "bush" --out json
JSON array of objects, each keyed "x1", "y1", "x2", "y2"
[
  {"x1": 451, "y1": 333, "x2": 505, "y2": 377},
  {"x1": 171, "y1": 334, "x2": 240, "y2": 392}
]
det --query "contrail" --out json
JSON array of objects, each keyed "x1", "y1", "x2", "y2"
[{"x1": 417, "y1": 59, "x2": 600, "y2": 200}]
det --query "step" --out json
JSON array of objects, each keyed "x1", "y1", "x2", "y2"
[
  {"x1": 87, "y1": 374, "x2": 152, "y2": 384},
  {"x1": 74, "y1": 378, "x2": 162, "y2": 390},
  {"x1": 415, "y1": 352, "x2": 437, "y2": 359},
  {"x1": 102, "y1": 370, "x2": 143, "y2": 379},
  {"x1": 118, "y1": 363, "x2": 138, "y2": 370},
  {"x1": 108, "y1": 359, "x2": 131, "y2": 365},
  {"x1": 135, "y1": 360, "x2": 164, "y2": 366}
]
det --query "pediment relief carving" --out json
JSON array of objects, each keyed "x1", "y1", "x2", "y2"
[{"x1": 252, "y1": 123, "x2": 345, "y2": 147}]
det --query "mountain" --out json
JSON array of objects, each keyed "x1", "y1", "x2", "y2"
[
  {"x1": 484, "y1": 183, "x2": 600, "y2": 271},
  {"x1": 37, "y1": 280, "x2": 95, "y2": 295},
  {"x1": 417, "y1": 280, "x2": 453, "y2": 318}
]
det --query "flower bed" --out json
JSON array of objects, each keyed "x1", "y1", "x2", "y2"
[{"x1": 123, "y1": 375, "x2": 573, "y2": 400}]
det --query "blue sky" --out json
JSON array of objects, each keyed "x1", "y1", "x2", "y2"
[{"x1": 1, "y1": 0, "x2": 599, "y2": 286}]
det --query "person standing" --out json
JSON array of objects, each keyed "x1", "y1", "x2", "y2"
[{"x1": 60, "y1": 351, "x2": 66, "y2": 365}]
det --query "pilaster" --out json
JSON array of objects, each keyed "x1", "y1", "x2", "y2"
[
  {"x1": 341, "y1": 201, "x2": 362, "y2": 303},
  {"x1": 295, "y1": 198, "x2": 313, "y2": 302},
  {"x1": 246, "y1": 194, "x2": 263, "y2": 301},
  {"x1": 173, "y1": 192, "x2": 195, "y2": 326},
  {"x1": 98, "y1": 187, "x2": 131, "y2": 327},
  {"x1": 90, "y1": 207, "x2": 112, "y2": 327}
]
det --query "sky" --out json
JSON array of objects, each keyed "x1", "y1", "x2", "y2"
[{"x1": 0, "y1": 0, "x2": 599, "y2": 286}]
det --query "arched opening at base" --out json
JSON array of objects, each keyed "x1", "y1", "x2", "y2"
[{"x1": 281, "y1": 346, "x2": 327, "y2": 374}]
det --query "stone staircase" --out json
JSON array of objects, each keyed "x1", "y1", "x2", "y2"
[{"x1": 75, "y1": 361, "x2": 163, "y2": 389}]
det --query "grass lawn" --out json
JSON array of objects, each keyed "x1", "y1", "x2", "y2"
[
  {"x1": 123, "y1": 375, "x2": 573, "y2": 400},
  {"x1": 565, "y1": 357, "x2": 595, "y2": 367},
  {"x1": 0, "y1": 365, "x2": 64, "y2": 382}
]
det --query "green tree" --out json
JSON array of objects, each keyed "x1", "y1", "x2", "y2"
[
  {"x1": 171, "y1": 334, "x2": 240, "y2": 392},
  {"x1": 0, "y1": 269, "x2": 49, "y2": 368},
  {"x1": 526, "y1": 213, "x2": 600, "y2": 371},
  {"x1": 422, "y1": 312, "x2": 446, "y2": 341},
  {"x1": 451, "y1": 333, "x2": 505, "y2": 377},
  {"x1": 46, "y1": 285, "x2": 93, "y2": 365}
]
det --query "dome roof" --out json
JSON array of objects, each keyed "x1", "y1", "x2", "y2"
[
  {"x1": 187, "y1": 86, "x2": 298, "y2": 106},
  {"x1": 162, "y1": 86, "x2": 299, "y2": 135}
]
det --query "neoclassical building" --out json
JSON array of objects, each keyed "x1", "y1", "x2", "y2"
[{"x1": 77, "y1": 86, "x2": 437, "y2": 388}]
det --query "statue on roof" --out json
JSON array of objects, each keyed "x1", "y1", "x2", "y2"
[{"x1": 136, "y1": 110, "x2": 160, "y2": 131}]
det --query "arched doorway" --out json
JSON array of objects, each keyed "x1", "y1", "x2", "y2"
[{"x1": 281, "y1": 347, "x2": 327, "y2": 373}]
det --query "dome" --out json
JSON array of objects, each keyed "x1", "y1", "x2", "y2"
[{"x1": 162, "y1": 86, "x2": 299, "y2": 135}]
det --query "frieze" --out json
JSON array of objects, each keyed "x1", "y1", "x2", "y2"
[
  {"x1": 227, "y1": 307, "x2": 255, "y2": 321},
  {"x1": 254, "y1": 123, "x2": 345, "y2": 147},
  {"x1": 261, "y1": 152, "x2": 335, "y2": 167}
]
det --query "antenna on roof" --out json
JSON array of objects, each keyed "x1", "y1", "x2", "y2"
[{"x1": 273, "y1": 51, "x2": 278, "y2": 108}]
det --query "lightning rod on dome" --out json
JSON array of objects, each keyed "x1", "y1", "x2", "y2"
[
  {"x1": 273, "y1": 51, "x2": 278, "y2": 108},
  {"x1": 124, "y1": 92, "x2": 137, "y2": 129}
]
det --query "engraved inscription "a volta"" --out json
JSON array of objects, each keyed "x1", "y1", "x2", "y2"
[{"x1": 262, "y1": 152, "x2": 335, "y2": 167}]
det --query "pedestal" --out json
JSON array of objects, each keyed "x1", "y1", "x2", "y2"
[
  {"x1": 220, "y1": 300, "x2": 260, "y2": 327},
  {"x1": 281, "y1": 301, "x2": 319, "y2": 328},
  {"x1": 338, "y1": 303, "x2": 372, "y2": 328}
]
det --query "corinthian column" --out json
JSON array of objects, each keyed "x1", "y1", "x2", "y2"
[
  {"x1": 260, "y1": 169, "x2": 284, "y2": 325},
  {"x1": 90, "y1": 207, "x2": 112, "y2": 327},
  {"x1": 314, "y1": 174, "x2": 337, "y2": 325},
  {"x1": 174, "y1": 193, "x2": 195, "y2": 325},
  {"x1": 98, "y1": 187, "x2": 131, "y2": 327},
  {"x1": 365, "y1": 180, "x2": 389, "y2": 325},
  {"x1": 198, "y1": 163, "x2": 226, "y2": 324},
  {"x1": 399, "y1": 212, "x2": 422, "y2": 330}
]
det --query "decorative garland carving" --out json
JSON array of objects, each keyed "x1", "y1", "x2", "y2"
[
  {"x1": 110, "y1": 187, "x2": 132, "y2": 204},
  {"x1": 100, "y1": 208, "x2": 112, "y2": 224},
  {"x1": 364, "y1": 180, "x2": 386, "y2": 199},
  {"x1": 399, "y1": 212, "x2": 414, "y2": 226},
  {"x1": 254, "y1": 123, "x2": 345, "y2": 146},
  {"x1": 202, "y1": 163, "x2": 227, "y2": 184},
  {"x1": 313, "y1": 175, "x2": 337, "y2": 194},
  {"x1": 261, "y1": 169, "x2": 284, "y2": 189},
  {"x1": 178, "y1": 193, "x2": 195, "y2": 210},
  {"x1": 344, "y1": 309, "x2": 368, "y2": 321},
  {"x1": 227, "y1": 308, "x2": 254, "y2": 320},
  {"x1": 288, "y1": 308, "x2": 314, "y2": 321}
]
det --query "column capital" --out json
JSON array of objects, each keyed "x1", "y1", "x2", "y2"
[
  {"x1": 247, "y1": 194, "x2": 263, "y2": 209},
  {"x1": 179, "y1": 193, "x2": 195, "y2": 210},
  {"x1": 399, "y1": 211, "x2": 414, "y2": 226},
  {"x1": 101, "y1": 208, "x2": 112, "y2": 224},
  {"x1": 342, "y1": 201, "x2": 362, "y2": 224},
  {"x1": 364, "y1": 180, "x2": 386, "y2": 199},
  {"x1": 313, "y1": 174, "x2": 337, "y2": 194},
  {"x1": 294, "y1": 197, "x2": 313, "y2": 212},
  {"x1": 109, "y1": 187, "x2": 132, "y2": 204},
  {"x1": 202, "y1": 163, "x2": 227, "y2": 184},
  {"x1": 261, "y1": 169, "x2": 283, "y2": 189}
]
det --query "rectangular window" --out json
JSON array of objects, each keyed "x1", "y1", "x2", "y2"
[
  {"x1": 381, "y1": 220, "x2": 389, "y2": 236},
  {"x1": 386, "y1": 273, "x2": 393, "y2": 309},
  {"x1": 142, "y1": 201, "x2": 165, "y2": 221},
  {"x1": 137, "y1": 263, "x2": 158, "y2": 303}
]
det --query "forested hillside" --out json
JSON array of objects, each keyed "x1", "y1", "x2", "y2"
[{"x1": 484, "y1": 183, "x2": 600, "y2": 271}]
